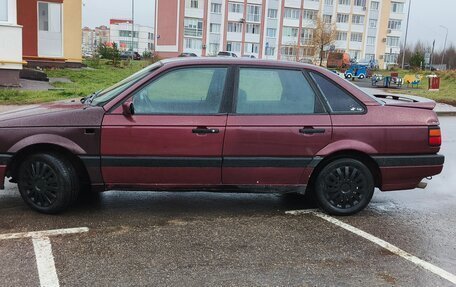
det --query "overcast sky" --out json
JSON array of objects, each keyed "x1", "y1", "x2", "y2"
[{"x1": 82, "y1": 0, "x2": 454, "y2": 51}]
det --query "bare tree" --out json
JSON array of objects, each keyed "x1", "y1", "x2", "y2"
[{"x1": 309, "y1": 16, "x2": 337, "y2": 66}]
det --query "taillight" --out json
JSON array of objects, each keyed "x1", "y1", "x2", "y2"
[{"x1": 429, "y1": 126, "x2": 441, "y2": 146}]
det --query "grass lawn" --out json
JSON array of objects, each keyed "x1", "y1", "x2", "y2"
[
  {"x1": 377, "y1": 69, "x2": 456, "y2": 106},
  {"x1": 0, "y1": 60, "x2": 152, "y2": 105}
]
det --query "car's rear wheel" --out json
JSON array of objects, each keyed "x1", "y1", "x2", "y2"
[
  {"x1": 358, "y1": 74, "x2": 365, "y2": 79},
  {"x1": 314, "y1": 158, "x2": 374, "y2": 215},
  {"x1": 18, "y1": 153, "x2": 79, "y2": 214}
]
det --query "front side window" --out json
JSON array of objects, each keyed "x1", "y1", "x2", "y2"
[
  {"x1": 132, "y1": 67, "x2": 227, "y2": 115},
  {"x1": 310, "y1": 72, "x2": 365, "y2": 113},
  {"x1": 236, "y1": 69, "x2": 322, "y2": 115},
  {"x1": 0, "y1": 0, "x2": 7, "y2": 21}
]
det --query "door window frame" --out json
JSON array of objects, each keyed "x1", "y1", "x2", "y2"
[
  {"x1": 117, "y1": 65, "x2": 235, "y2": 116},
  {"x1": 229, "y1": 65, "x2": 329, "y2": 115}
]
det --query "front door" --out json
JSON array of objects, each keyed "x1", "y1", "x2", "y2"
[
  {"x1": 38, "y1": 2, "x2": 63, "y2": 57},
  {"x1": 101, "y1": 66, "x2": 229, "y2": 187},
  {"x1": 222, "y1": 67, "x2": 332, "y2": 185}
]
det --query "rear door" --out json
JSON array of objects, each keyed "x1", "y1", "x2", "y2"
[
  {"x1": 101, "y1": 65, "x2": 230, "y2": 187},
  {"x1": 222, "y1": 67, "x2": 332, "y2": 185}
]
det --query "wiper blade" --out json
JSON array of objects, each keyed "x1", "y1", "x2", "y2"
[{"x1": 81, "y1": 90, "x2": 102, "y2": 104}]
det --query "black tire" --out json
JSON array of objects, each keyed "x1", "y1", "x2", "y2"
[
  {"x1": 358, "y1": 74, "x2": 365, "y2": 79},
  {"x1": 314, "y1": 158, "x2": 374, "y2": 216},
  {"x1": 18, "y1": 153, "x2": 79, "y2": 214}
]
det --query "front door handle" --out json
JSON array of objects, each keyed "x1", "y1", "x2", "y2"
[
  {"x1": 192, "y1": 127, "x2": 220, "y2": 134},
  {"x1": 299, "y1": 128, "x2": 326, "y2": 134}
]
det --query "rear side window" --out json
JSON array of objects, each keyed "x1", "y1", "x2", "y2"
[
  {"x1": 236, "y1": 68, "x2": 324, "y2": 114},
  {"x1": 310, "y1": 72, "x2": 365, "y2": 113}
]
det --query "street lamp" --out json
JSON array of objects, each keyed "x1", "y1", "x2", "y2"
[
  {"x1": 439, "y1": 25, "x2": 448, "y2": 67},
  {"x1": 131, "y1": 0, "x2": 135, "y2": 60},
  {"x1": 401, "y1": 0, "x2": 412, "y2": 69}
]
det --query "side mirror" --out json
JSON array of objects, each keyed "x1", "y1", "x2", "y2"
[{"x1": 122, "y1": 101, "x2": 135, "y2": 116}]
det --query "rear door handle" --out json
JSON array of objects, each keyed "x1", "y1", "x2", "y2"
[
  {"x1": 192, "y1": 127, "x2": 220, "y2": 134},
  {"x1": 299, "y1": 128, "x2": 326, "y2": 134}
]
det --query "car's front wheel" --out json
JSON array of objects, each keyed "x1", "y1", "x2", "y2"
[
  {"x1": 314, "y1": 158, "x2": 374, "y2": 215},
  {"x1": 18, "y1": 153, "x2": 79, "y2": 214},
  {"x1": 358, "y1": 74, "x2": 365, "y2": 79}
]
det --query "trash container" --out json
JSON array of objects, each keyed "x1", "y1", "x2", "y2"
[{"x1": 428, "y1": 75, "x2": 440, "y2": 91}]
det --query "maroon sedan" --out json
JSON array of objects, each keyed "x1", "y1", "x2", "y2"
[{"x1": 0, "y1": 58, "x2": 444, "y2": 215}]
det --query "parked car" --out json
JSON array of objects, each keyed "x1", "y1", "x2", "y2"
[
  {"x1": 242, "y1": 54, "x2": 256, "y2": 58},
  {"x1": 299, "y1": 58, "x2": 313, "y2": 64},
  {"x1": 179, "y1": 52, "x2": 198, "y2": 57},
  {"x1": 0, "y1": 58, "x2": 444, "y2": 215},
  {"x1": 120, "y1": 51, "x2": 141, "y2": 60},
  {"x1": 217, "y1": 51, "x2": 238, "y2": 57}
]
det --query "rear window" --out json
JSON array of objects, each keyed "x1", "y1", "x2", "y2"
[{"x1": 310, "y1": 72, "x2": 365, "y2": 113}]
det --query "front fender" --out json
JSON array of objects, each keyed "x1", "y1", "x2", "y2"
[{"x1": 8, "y1": 134, "x2": 86, "y2": 155}]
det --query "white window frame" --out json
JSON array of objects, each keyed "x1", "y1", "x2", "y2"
[
  {"x1": 210, "y1": 3, "x2": 221, "y2": 14},
  {"x1": 267, "y1": 8, "x2": 277, "y2": 19},
  {"x1": 0, "y1": 0, "x2": 8, "y2": 22}
]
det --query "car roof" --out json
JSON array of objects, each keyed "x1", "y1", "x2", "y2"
[{"x1": 160, "y1": 57, "x2": 316, "y2": 70}]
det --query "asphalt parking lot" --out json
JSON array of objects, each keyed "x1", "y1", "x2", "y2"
[{"x1": 0, "y1": 117, "x2": 455, "y2": 287}]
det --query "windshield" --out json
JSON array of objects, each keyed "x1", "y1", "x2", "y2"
[{"x1": 90, "y1": 61, "x2": 163, "y2": 106}]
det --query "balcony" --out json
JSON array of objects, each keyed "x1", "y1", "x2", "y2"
[{"x1": 184, "y1": 27, "x2": 203, "y2": 37}]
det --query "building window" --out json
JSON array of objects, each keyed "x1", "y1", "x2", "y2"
[
  {"x1": 266, "y1": 28, "x2": 277, "y2": 38},
  {"x1": 210, "y1": 3, "x2": 222, "y2": 14},
  {"x1": 228, "y1": 2, "x2": 243, "y2": 14},
  {"x1": 370, "y1": 1, "x2": 379, "y2": 10},
  {"x1": 385, "y1": 53, "x2": 398, "y2": 63},
  {"x1": 186, "y1": 0, "x2": 199, "y2": 8},
  {"x1": 354, "y1": 0, "x2": 366, "y2": 6},
  {"x1": 324, "y1": 0, "x2": 334, "y2": 5},
  {"x1": 208, "y1": 43, "x2": 220, "y2": 55},
  {"x1": 367, "y1": 36, "x2": 375, "y2": 45},
  {"x1": 0, "y1": 0, "x2": 7, "y2": 21},
  {"x1": 336, "y1": 14, "x2": 349, "y2": 23},
  {"x1": 247, "y1": 4, "x2": 261, "y2": 22},
  {"x1": 282, "y1": 27, "x2": 299, "y2": 38},
  {"x1": 323, "y1": 15, "x2": 332, "y2": 23},
  {"x1": 300, "y1": 47, "x2": 315, "y2": 57},
  {"x1": 265, "y1": 47, "x2": 275, "y2": 56},
  {"x1": 210, "y1": 23, "x2": 221, "y2": 34},
  {"x1": 268, "y1": 9, "x2": 277, "y2": 18},
  {"x1": 184, "y1": 18, "x2": 203, "y2": 37},
  {"x1": 350, "y1": 32, "x2": 363, "y2": 42},
  {"x1": 284, "y1": 8, "x2": 300, "y2": 19},
  {"x1": 244, "y1": 43, "x2": 259, "y2": 54},
  {"x1": 349, "y1": 50, "x2": 361, "y2": 59},
  {"x1": 227, "y1": 41, "x2": 241, "y2": 52},
  {"x1": 227, "y1": 22, "x2": 243, "y2": 33},
  {"x1": 119, "y1": 30, "x2": 139, "y2": 37},
  {"x1": 336, "y1": 31, "x2": 347, "y2": 41},
  {"x1": 119, "y1": 40, "x2": 138, "y2": 50},
  {"x1": 184, "y1": 37, "x2": 202, "y2": 49},
  {"x1": 365, "y1": 53, "x2": 375, "y2": 60},
  {"x1": 386, "y1": 36, "x2": 400, "y2": 47},
  {"x1": 388, "y1": 19, "x2": 402, "y2": 30},
  {"x1": 303, "y1": 9, "x2": 318, "y2": 21},
  {"x1": 246, "y1": 23, "x2": 260, "y2": 34},
  {"x1": 391, "y1": 2, "x2": 404, "y2": 13},
  {"x1": 281, "y1": 46, "x2": 296, "y2": 56},
  {"x1": 369, "y1": 19, "x2": 377, "y2": 28},
  {"x1": 301, "y1": 28, "x2": 314, "y2": 45},
  {"x1": 338, "y1": 0, "x2": 350, "y2": 5},
  {"x1": 352, "y1": 15, "x2": 364, "y2": 25}
]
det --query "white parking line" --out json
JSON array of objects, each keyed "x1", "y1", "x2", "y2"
[
  {"x1": 286, "y1": 210, "x2": 456, "y2": 285},
  {"x1": 0, "y1": 227, "x2": 89, "y2": 287}
]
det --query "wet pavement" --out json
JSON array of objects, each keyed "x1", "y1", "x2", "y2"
[{"x1": 0, "y1": 117, "x2": 455, "y2": 286}]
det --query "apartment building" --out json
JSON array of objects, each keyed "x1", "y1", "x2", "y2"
[
  {"x1": 82, "y1": 25, "x2": 111, "y2": 56},
  {"x1": 0, "y1": 0, "x2": 22, "y2": 86},
  {"x1": 109, "y1": 19, "x2": 155, "y2": 54},
  {"x1": 155, "y1": 0, "x2": 407, "y2": 68}
]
